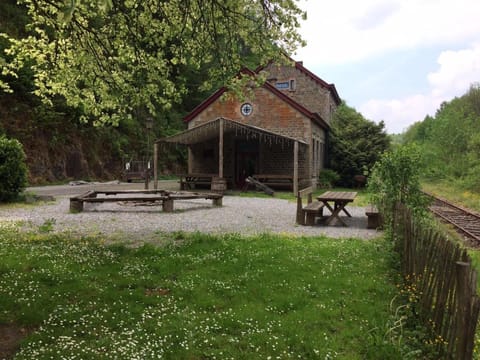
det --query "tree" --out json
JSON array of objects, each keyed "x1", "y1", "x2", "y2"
[
  {"x1": 402, "y1": 84, "x2": 480, "y2": 188},
  {"x1": 328, "y1": 102, "x2": 390, "y2": 186},
  {"x1": 1, "y1": 0, "x2": 306, "y2": 126}
]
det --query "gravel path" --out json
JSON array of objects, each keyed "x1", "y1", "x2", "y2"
[{"x1": 0, "y1": 193, "x2": 382, "y2": 242}]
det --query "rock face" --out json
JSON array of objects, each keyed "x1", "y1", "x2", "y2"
[
  {"x1": 20, "y1": 133, "x2": 121, "y2": 184},
  {"x1": 0, "y1": 97, "x2": 124, "y2": 184}
]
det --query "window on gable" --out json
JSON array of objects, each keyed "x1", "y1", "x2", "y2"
[
  {"x1": 275, "y1": 79, "x2": 296, "y2": 91},
  {"x1": 275, "y1": 81, "x2": 290, "y2": 89}
]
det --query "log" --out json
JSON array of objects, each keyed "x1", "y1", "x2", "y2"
[{"x1": 245, "y1": 176, "x2": 274, "y2": 196}]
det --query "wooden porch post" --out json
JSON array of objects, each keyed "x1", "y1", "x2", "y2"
[
  {"x1": 187, "y1": 147, "x2": 193, "y2": 174},
  {"x1": 293, "y1": 140, "x2": 299, "y2": 194},
  {"x1": 153, "y1": 142, "x2": 158, "y2": 190},
  {"x1": 219, "y1": 118, "x2": 224, "y2": 178}
]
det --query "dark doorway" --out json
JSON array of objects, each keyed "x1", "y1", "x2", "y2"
[{"x1": 235, "y1": 140, "x2": 259, "y2": 188}]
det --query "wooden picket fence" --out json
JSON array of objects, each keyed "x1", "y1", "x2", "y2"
[{"x1": 393, "y1": 203, "x2": 480, "y2": 359}]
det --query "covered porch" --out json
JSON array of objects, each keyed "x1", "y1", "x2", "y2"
[{"x1": 153, "y1": 117, "x2": 310, "y2": 193}]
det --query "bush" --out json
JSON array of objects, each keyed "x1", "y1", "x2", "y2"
[
  {"x1": 0, "y1": 136, "x2": 28, "y2": 202},
  {"x1": 318, "y1": 168, "x2": 340, "y2": 188},
  {"x1": 367, "y1": 144, "x2": 430, "y2": 229}
]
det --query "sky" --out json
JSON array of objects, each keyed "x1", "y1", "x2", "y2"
[{"x1": 294, "y1": 0, "x2": 480, "y2": 134}]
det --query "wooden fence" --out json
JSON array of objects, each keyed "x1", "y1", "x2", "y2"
[{"x1": 393, "y1": 203, "x2": 480, "y2": 359}]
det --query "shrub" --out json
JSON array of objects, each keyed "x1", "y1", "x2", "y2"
[
  {"x1": 0, "y1": 136, "x2": 28, "y2": 202},
  {"x1": 367, "y1": 144, "x2": 430, "y2": 229},
  {"x1": 318, "y1": 168, "x2": 340, "y2": 188}
]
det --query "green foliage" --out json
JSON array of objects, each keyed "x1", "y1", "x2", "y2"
[
  {"x1": 403, "y1": 84, "x2": 480, "y2": 191},
  {"x1": 0, "y1": 135, "x2": 27, "y2": 201},
  {"x1": 318, "y1": 168, "x2": 340, "y2": 188},
  {"x1": 367, "y1": 144, "x2": 429, "y2": 228},
  {"x1": 38, "y1": 217, "x2": 56, "y2": 233},
  {"x1": 328, "y1": 102, "x2": 390, "y2": 186},
  {"x1": 1, "y1": 0, "x2": 305, "y2": 126}
]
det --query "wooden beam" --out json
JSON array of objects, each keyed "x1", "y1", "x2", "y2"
[
  {"x1": 293, "y1": 141, "x2": 299, "y2": 195},
  {"x1": 153, "y1": 142, "x2": 158, "y2": 190},
  {"x1": 188, "y1": 146, "x2": 193, "y2": 174},
  {"x1": 219, "y1": 118, "x2": 224, "y2": 178}
]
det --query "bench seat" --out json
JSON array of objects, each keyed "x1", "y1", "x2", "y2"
[
  {"x1": 303, "y1": 200, "x2": 325, "y2": 226},
  {"x1": 296, "y1": 186, "x2": 324, "y2": 226},
  {"x1": 366, "y1": 205, "x2": 381, "y2": 229}
]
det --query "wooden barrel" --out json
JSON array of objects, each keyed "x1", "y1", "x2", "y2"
[{"x1": 211, "y1": 177, "x2": 227, "y2": 193}]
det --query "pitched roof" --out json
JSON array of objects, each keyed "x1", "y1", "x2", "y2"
[
  {"x1": 158, "y1": 117, "x2": 308, "y2": 145},
  {"x1": 183, "y1": 67, "x2": 330, "y2": 130}
]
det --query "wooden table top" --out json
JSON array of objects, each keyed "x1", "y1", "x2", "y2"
[{"x1": 317, "y1": 191, "x2": 357, "y2": 202}]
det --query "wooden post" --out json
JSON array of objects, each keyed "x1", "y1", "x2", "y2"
[
  {"x1": 162, "y1": 199, "x2": 174, "y2": 212},
  {"x1": 154, "y1": 142, "x2": 158, "y2": 190},
  {"x1": 188, "y1": 146, "x2": 193, "y2": 174},
  {"x1": 296, "y1": 194, "x2": 305, "y2": 225},
  {"x1": 144, "y1": 169, "x2": 149, "y2": 190},
  {"x1": 69, "y1": 198, "x2": 84, "y2": 212},
  {"x1": 455, "y1": 261, "x2": 471, "y2": 360},
  {"x1": 293, "y1": 141, "x2": 299, "y2": 195},
  {"x1": 219, "y1": 118, "x2": 224, "y2": 178}
]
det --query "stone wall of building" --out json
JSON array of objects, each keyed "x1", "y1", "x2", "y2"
[
  {"x1": 189, "y1": 87, "x2": 311, "y2": 144},
  {"x1": 262, "y1": 62, "x2": 337, "y2": 125},
  {"x1": 188, "y1": 134, "x2": 309, "y2": 188},
  {"x1": 185, "y1": 61, "x2": 339, "y2": 188}
]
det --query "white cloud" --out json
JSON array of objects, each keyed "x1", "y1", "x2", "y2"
[
  {"x1": 428, "y1": 43, "x2": 480, "y2": 98},
  {"x1": 296, "y1": 0, "x2": 480, "y2": 65},
  {"x1": 360, "y1": 95, "x2": 436, "y2": 134},
  {"x1": 294, "y1": 1, "x2": 480, "y2": 133},
  {"x1": 359, "y1": 43, "x2": 480, "y2": 133}
]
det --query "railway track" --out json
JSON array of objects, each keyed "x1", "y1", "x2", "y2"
[{"x1": 427, "y1": 193, "x2": 480, "y2": 246}]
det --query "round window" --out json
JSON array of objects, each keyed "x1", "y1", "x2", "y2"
[{"x1": 240, "y1": 103, "x2": 253, "y2": 116}]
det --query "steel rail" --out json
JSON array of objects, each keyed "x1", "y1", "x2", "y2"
[{"x1": 424, "y1": 191, "x2": 480, "y2": 244}]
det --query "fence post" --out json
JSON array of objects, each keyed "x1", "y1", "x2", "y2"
[{"x1": 455, "y1": 261, "x2": 472, "y2": 359}]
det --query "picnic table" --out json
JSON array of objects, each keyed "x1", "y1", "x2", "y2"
[
  {"x1": 317, "y1": 191, "x2": 357, "y2": 226},
  {"x1": 70, "y1": 189, "x2": 223, "y2": 213}
]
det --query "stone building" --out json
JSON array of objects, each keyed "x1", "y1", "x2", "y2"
[{"x1": 155, "y1": 59, "x2": 340, "y2": 192}]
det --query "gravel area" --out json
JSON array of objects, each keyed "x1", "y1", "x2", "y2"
[{"x1": 0, "y1": 192, "x2": 382, "y2": 242}]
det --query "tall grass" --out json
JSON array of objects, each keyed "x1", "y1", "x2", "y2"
[
  {"x1": 0, "y1": 225, "x2": 424, "y2": 359},
  {"x1": 422, "y1": 180, "x2": 480, "y2": 213}
]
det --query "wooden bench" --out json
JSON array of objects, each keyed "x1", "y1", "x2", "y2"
[
  {"x1": 253, "y1": 174, "x2": 293, "y2": 190},
  {"x1": 366, "y1": 205, "x2": 381, "y2": 229},
  {"x1": 179, "y1": 173, "x2": 216, "y2": 190},
  {"x1": 70, "y1": 190, "x2": 223, "y2": 213},
  {"x1": 296, "y1": 186, "x2": 324, "y2": 226}
]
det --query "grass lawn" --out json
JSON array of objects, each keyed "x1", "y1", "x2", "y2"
[{"x1": 0, "y1": 224, "x2": 415, "y2": 359}]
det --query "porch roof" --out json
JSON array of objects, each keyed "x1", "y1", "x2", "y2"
[{"x1": 156, "y1": 117, "x2": 308, "y2": 146}]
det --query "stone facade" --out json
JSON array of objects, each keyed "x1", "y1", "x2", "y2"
[
  {"x1": 262, "y1": 61, "x2": 338, "y2": 126},
  {"x1": 189, "y1": 87, "x2": 311, "y2": 143},
  {"x1": 182, "y1": 60, "x2": 340, "y2": 189}
]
